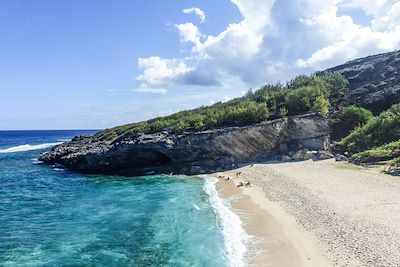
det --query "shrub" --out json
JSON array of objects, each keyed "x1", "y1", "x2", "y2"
[
  {"x1": 341, "y1": 104, "x2": 400, "y2": 153},
  {"x1": 278, "y1": 107, "x2": 288, "y2": 118},
  {"x1": 352, "y1": 140, "x2": 400, "y2": 163},
  {"x1": 343, "y1": 106, "x2": 374, "y2": 127},
  {"x1": 320, "y1": 72, "x2": 349, "y2": 95},
  {"x1": 285, "y1": 86, "x2": 329, "y2": 115}
]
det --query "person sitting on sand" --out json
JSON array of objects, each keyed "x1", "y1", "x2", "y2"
[
  {"x1": 225, "y1": 177, "x2": 230, "y2": 180},
  {"x1": 245, "y1": 181, "x2": 250, "y2": 187},
  {"x1": 237, "y1": 182, "x2": 244, "y2": 187}
]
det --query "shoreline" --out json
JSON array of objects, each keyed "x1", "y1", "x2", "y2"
[
  {"x1": 212, "y1": 159, "x2": 400, "y2": 266},
  {"x1": 213, "y1": 172, "x2": 331, "y2": 267}
]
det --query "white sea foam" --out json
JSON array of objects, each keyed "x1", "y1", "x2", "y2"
[
  {"x1": 57, "y1": 138, "x2": 71, "y2": 142},
  {"x1": 0, "y1": 142, "x2": 62, "y2": 154},
  {"x1": 193, "y1": 203, "x2": 201, "y2": 210},
  {"x1": 203, "y1": 175, "x2": 250, "y2": 267}
]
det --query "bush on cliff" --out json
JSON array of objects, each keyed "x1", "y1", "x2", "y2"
[
  {"x1": 341, "y1": 104, "x2": 400, "y2": 153},
  {"x1": 343, "y1": 105, "x2": 374, "y2": 127},
  {"x1": 352, "y1": 140, "x2": 400, "y2": 163},
  {"x1": 95, "y1": 73, "x2": 347, "y2": 140}
]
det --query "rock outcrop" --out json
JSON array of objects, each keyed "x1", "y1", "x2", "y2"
[
  {"x1": 39, "y1": 114, "x2": 330, "y2": 175},
  {"x1": 323, "y1": 50, "x2": 400, "y2": 114}
]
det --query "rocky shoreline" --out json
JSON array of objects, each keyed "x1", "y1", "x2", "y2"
[{"x1": 39, "y1": 114, "x2": 331, "y2": 175}]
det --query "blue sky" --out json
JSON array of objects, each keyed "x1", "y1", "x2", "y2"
[{"x1": 1, "y1": 0, "x2": 399, "y2": 130}]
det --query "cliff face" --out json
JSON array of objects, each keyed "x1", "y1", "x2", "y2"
[
  {"x1": 324, "y1": 50, "x2": 400, "y2": 114},
  {"x1": 39, "y1": 114, "x2": 329, "y2": 175}
]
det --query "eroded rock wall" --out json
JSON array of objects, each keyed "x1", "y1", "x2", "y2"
[{"x1": 39, "y1": 114, "x2": 329, "y2": 175}]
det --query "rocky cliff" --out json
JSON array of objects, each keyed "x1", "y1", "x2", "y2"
[
  {"x1": 39, "y1": 114, "x2": 329, "y2": 175},
  {"x1": 324, "y1": 50, "x2": 400, "y2": 114},
  {"x1": 40, "y1": 51, "x2": 400, "y2": 175}
]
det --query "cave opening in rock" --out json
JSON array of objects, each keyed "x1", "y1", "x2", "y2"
[{"x1": 152, "y1": 150, "x2": 172, "y2": 166}]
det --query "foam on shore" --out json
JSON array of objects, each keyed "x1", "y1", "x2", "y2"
[{"x1": 203, "y1": 175, "x2": 250, "y2": 267}]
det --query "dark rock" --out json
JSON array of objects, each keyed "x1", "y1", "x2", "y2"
[
  {"x1": 322, "y1": 50, "x2": 400, "y2": 114},
  {"x1": 190, "y1": 166, "x2": 205, "y2": 174},
  {"x1": 39, "y1": 114, "x2": 330, "y2": 175},
  {"x1": 335, "y1": 154, "x2": 348, "y2": 162},
  {"x1": 279, "y1": 143, "x2": 289, "y2": 153},
  {"x1": 280, "y1": 155, "x2": 294, "y2": 162},
  {"x1": 314, "y1": 150, "x2": 335, "y2": 161},
  {"x1": 292, "y1": 148, "x2": 314, "y2": 161}
]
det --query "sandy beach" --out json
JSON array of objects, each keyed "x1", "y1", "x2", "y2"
[{"x1": 213, "y1": 159, "x2": 400, "y2": 267}]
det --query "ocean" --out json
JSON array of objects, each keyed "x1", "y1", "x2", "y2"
[{"x1": 0, "y1": 130, "x2": 248, "y2": 266}]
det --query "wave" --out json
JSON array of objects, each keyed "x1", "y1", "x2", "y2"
[
  {"x1": 0, "y1": 142, "x2": 62, "y2": 154},
  {"x1": 203, "y1": 176, "x2": 249, "y2": 267},
  {"x1": 57, "y1": 139, "x2": 71, "y2": 142}
]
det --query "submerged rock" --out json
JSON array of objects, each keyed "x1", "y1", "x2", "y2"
[{"x1": 39, "y1": 114, "x2": 330, "y2": 175}]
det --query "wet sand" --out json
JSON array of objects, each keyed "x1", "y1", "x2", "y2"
[
  {"x1": 213, "y1": 159, "x2": 400, "y2": 266},
  {"x1": 215, "y1": 171, "x2": 331, "y2": 266}
]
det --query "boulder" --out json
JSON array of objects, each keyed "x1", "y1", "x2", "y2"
[
  {"x1": 292, "y1": 149, "x2": 314, "y2": 161},
  {"x1": 280, "y1": 155, "x2": 294, "y2": 162},
  {"x1": 314, "y1": 150, "x2": 335, "y2": 161},
  {"x1": 335, "y1": 154, "x2": 348, "y2": 162}
]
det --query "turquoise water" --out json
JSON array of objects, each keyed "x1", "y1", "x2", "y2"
[{"x1": 0, "y1": 131, "x2": 247, "y2": 266}]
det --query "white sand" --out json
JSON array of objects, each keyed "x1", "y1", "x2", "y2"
[{"x1": 214, "y1": 159, "x2": 400, "y2": 266}]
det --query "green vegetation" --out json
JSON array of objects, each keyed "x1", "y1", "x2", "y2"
[
  {"x1": 339, "y1": 104, "x2": 400, "y2": 174},
  {"x1": 329, "y1": 105, "x2": 374, "y2": 141},
  {"x1": 341, "y1": 104, "x2": 400, "y2": 154},
  {"x1": 95, "y1": 73, "x2": 348, "y2": 140},
  {"x1": 352, "y1": 140, "x2": 400, "y2": 163},
  {"x1": 343, "y1": 105, "x2": 374, "y2": 127},
  {"x1": 387, "y1": 158, "x2": 400, "y2": 174}
]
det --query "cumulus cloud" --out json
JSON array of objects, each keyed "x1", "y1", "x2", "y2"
[
  {"x1": 135, "y1": 0, "x2": 400, "y2": 94},
  {"x1": 182, "y1": 7, "x2": 206, "y2": 23},
  {"x1": 132, "y1": 86, "x2": 167, "y2": 95},
  {"x1": 136, "y1": 56, "x2": 193, "y2": 88},
  {"x1": 176, "y1": 22, "x2": 202, "y2": 47}
]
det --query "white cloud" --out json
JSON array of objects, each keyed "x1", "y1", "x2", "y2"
[
  {"x1": 176, "y1": 23, "x2": 202, "y2": 47},
  {"x1": 136, "y1": 56, "x2": 192, "y2": 88},
  {"x1": 135, "y1": 0, "x2": 400, "y2": 94},
  {"x1": 107, "y1": 87, "x2": 167, "y2": 94},
  {"x1": 183, "y1": 7, "x2": 206, "y2": 23},
  {"x1": 132, "y1": 86, "x2": 168, "y2": 95}
]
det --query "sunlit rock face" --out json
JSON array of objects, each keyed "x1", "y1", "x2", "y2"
[{"x1": 39, "y1": 114, "x2": 329, "y2": 175}]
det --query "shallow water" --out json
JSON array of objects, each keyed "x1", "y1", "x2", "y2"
[{"x1": 0, "y1": 131, "x2": 246, "y2": 266}]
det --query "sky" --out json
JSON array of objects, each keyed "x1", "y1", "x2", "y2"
[{"x1": 1, "y1": 0, "x2": 400, "y2": 130}]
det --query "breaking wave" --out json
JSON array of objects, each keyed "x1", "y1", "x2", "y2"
[{"x1": 0, "y1": 142, "x2": 62, "y2": 154}]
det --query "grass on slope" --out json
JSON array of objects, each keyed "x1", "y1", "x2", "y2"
[
  {"x1": 94, "y1": 73, "x2": 348, "y2": 141},
  {"x1": 341, "y1": 104, "x2": 400, "y2": 154},
  {"x1": 352, "y1": 140, "x2": 400, "y2": 163}
]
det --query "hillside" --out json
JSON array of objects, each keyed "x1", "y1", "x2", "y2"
[
  {"x1": 39, "y1": 50, "x2": 400, "y2": 175},
  {"x1": 323, "y1": 50, "x2": 400, "y2": 113},
  {"x1": 94, "y1": 72, "x2": 346, "y2": 141}
]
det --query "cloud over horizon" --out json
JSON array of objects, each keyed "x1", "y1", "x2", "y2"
[{"x1": 135, "y1": 0, "x2": 400, "y2": 94}]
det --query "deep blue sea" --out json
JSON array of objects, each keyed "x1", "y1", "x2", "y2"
[{"x1": 0, "y1": 130, "x2": 248, "y2": 266}]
